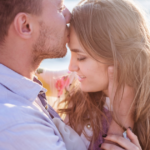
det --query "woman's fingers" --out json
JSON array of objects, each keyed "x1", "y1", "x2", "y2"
[
  {"x1": 101, "y1": 142, "x2": 124, "y2": 150},
  {"x1": 103, "y1": 134, "x2": 140, "y2": 150},
  {"x1": 127, "y1": 128, "x2": 142, "y2": 150}
]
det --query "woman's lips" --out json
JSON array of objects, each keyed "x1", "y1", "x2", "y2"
[{"x1": 78, "y1": 75, "x2": 86, "y2": 82}]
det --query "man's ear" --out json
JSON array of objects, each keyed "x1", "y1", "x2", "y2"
[{"x1": 13, "y1": 13, "x2": 33, "y2": 39}]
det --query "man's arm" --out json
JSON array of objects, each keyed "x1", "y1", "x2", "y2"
[{"x1": 0, "y1": 122, "x2": 67, "y2": 150}]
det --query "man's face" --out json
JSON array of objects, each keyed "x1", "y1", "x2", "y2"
[{"x1": 33, "y1": 0, "x2": 71, "y2": 59}]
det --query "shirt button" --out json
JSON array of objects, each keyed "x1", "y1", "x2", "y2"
[{"x1": 45, "y1": 104, "x2": 48, "y2": 110}]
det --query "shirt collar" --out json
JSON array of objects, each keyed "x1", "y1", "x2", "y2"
[{"x1": 0, "y1": 64, "x2": 47, "y2": 102}]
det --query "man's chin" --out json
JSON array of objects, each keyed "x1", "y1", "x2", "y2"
[
  {"x1": 51, "y1": 46, "x2": 67, "y2": 59},
  {"x1": 58, "y1": 46, "x2": 67, "y2": 58}
]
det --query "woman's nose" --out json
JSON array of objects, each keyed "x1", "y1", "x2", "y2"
[
  {"x1": 63, "y1": 6, "x2": 72, "y2": 24},
  {"x1": 69, "y1": 59, "x2": 79, "y2": 72}
]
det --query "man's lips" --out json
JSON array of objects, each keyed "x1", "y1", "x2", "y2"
[
  {"x1": 66, "y1": 27, "x2": 70, "y2": 43},
  {"x1": 66, "y1": 34, "x2": 70, "y2": 43}
]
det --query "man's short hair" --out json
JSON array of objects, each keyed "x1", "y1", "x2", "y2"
[{"x1": 0, "y1": 0, "x2": 42, "y2": 42}]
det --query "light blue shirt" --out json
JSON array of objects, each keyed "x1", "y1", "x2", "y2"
[{"x1": 0, "y1": 64, "x2": 67, "y2": 150}]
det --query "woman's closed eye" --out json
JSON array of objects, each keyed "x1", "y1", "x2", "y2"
[{"x1": 77, "y1": 56, "x2": 86, "y2": 61}]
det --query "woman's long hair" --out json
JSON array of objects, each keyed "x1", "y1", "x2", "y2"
[{"x1": 58, "y1": 0, "x2": 150, "y2": 149}]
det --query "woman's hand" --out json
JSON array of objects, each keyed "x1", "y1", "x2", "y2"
[{"x1": 101, "y1": 128, "x2": 142, "y2": 150}]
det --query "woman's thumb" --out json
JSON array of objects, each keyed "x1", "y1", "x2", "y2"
[{"x1": 127, "y1": 128, "x2": 141, "y2": 149}]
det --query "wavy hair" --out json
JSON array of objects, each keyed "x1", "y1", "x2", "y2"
[{"x1": 58, "y1": 0, "x2": 150, "y2": 149}]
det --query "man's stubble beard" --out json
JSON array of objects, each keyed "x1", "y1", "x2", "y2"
[{"x1": 32, "y1": 23, "x2": 67, "y2": 63}]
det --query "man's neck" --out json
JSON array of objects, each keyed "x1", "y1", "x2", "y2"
[
  {"x1": 0, "y1": 61, "x2": 37, "y2": 80},
  {"x1": 0, "y1": 50, "x2": 42, "y2": 80}
]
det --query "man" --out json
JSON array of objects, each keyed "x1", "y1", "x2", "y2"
[{"x1": 0, "y1": 0, "x2": 71, "y2": 149}]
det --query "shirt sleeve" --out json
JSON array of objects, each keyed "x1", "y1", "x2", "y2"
[
  {"x1": 53, "y1": 118, "x2": 87, "y2": 150},
  {"x1": 64, "y1": 114, "x2": 92, "y2": 150},
  {"x1": 0, "y1": 122, "x2": 67, "y2": 150}
]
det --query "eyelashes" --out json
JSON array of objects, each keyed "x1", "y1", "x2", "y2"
[{"x1": 77, "y1": 57, "x2": 86, "y2": 61}]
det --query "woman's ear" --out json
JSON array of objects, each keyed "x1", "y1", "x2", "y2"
[{"x1": 13, "y1": 13, "x2": 33, "y2": 39}]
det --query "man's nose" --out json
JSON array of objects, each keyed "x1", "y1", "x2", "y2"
[{"x1": 64, "y1": 7, "x2": 72, "y2": 24}]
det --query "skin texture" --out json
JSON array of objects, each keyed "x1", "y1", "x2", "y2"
[
  {"x1": 69, "y1": 27, "x2": 109, "y2": 94},
  {"x1": 33, "y1": 0, "x2": 70, "y2": 60},
  {"x1": 0, "y1": 0, "x2": 71, "y2": 79}
]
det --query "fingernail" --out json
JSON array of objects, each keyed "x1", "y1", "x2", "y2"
[
  {"x1": 102, "y1": 134, "x2": 107, "y2": 138},
  {"x1": 99, "y1": 144, "x2": 101, "y2": 148},
  {"x1": 128, "y1": 127, "x2": 132, "y2": 132}
]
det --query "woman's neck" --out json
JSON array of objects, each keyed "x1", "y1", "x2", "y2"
[
  {"x1": 107, "y1": 85, "x2": 135, "y2": 135},
  {"x1": 107, "y1": 114, "x2": 134, "y2": 135}
]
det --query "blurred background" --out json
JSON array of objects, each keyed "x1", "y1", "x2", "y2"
[{"x1": 39, "y1": 0, "x2": 150, "y2": 71}]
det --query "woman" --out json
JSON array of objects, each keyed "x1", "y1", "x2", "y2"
[{"x1": 37, "y1": 0, "x2": 149, "y2": 149}]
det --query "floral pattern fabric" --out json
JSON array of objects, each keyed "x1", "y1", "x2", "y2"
[{"x1": 36, "y1": 68, "x2": 111, "y2": 150}]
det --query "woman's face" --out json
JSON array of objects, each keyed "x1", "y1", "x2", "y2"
[{"x1": 68, "y1": 27, "x2": 109, "y2": 95}]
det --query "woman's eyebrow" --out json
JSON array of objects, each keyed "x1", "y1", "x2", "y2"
[{"x1": 70, "y1": 49, "x2": 83, "y2": 53}]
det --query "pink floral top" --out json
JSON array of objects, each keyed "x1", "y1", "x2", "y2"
[
  {"x1": 54, "y1": 71, "x2": 74, "y2": 98},
  {"x1": 36, "y1": 69, "x2": 77, "y2": 98},
  {"x1": 36, "y1": 68, "x2": 111, "y2": 150}
]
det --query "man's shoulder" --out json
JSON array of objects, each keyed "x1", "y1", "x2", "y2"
[
  {"x1": 0, "y1": 103, "x2": 66, "y2": 150},
  {"x1": 0, "y1": 103, "x2": 29, "y2": 130},
  {"x1": 0, "y1": 102, "x2": 52, "y2": 132}
]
